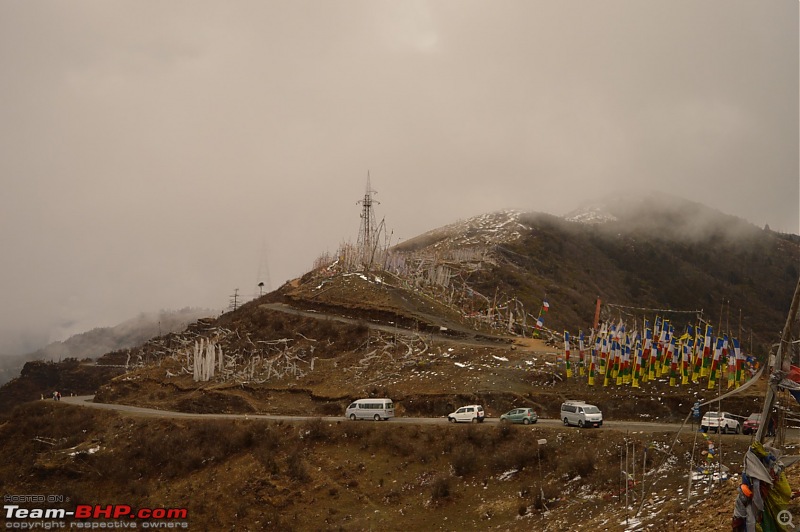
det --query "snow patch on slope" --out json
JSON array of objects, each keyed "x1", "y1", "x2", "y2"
[
  {"x1": 563, "y1": 205, "x2": 618, "y2": 224},
  {"x1": 399, "y1": 210, "x2": 529, "y2": 251}
]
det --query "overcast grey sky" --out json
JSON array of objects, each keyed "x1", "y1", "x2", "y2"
[{"x1": 0, "y1": 1, "x2": 797, "y2": 356}]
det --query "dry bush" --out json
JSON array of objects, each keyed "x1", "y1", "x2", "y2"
[
  {"x1": 430, "y1": 476, "x2": 451, "y2": 502},
  {"x1": 207, "y1": 420, "x2": 255, "y2": 453},
  {"x1": 488, "y1": 440, "x2": 538, "y2": 474},
  {"x1": 558, "y1": 449, "x2": 596, "y2": 478},
  {"x1": 286, "y1": 449, "x2": 310, "y2": 482},
  {"x1": 590, "y1": 456, "x2": 623, "y2": 489},
  {"x1": 253, "y1": 445, "x2": 280, "y2": 475},
  {"x1": 451, "y1": 444, "x2": 481, "y2": 477},
  {"x1": 332, "y1": 322, "x2": 369, "y2": 351},
  {"x1": 341, "y1": 422, "x2": 370, "y2": 440},
  {"x1": 258, "y1": 426, "x2": 282, "y2": 451},
  {"x1": 302, "y1": 418, "x2": 329, "y2": 442},
  {"x1": 464, "y1": 424, "x2": 490, "y2": 446},
  {"x1": 314, "y1": 318, "x2": 338, "y2": 340},
  {"x1": 368, "y1": 427, "x2": 414, "y2": 457},
  {"x1": 12, "y1": 402, "x2": 97, "y2": 445},
  {"x1": 492, "y1": 421, "x2": 516, "y2": 443}
]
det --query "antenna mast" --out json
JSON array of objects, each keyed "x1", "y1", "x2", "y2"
[{"x1": 357, "y1": 172, "x2": 380, "y2": 270}]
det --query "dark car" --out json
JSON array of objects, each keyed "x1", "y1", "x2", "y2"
[
  {"x1": 742, "y1": 413, "x2": 776, "y2": 436},
  {"x1": 500, "y1": 407, "x2": 538, "y2": 425}
]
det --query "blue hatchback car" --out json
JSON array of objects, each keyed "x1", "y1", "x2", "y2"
[{"x1": 500, "y1": 407, "x2": 538, "y2": 425}]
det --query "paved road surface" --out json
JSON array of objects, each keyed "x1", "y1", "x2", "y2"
[
  {"x1": 61, "y1": 395, "x2": 773, "y2": 437},
  {"x1": 259, "y1": 302, "x2": 514, "y2": 349}
]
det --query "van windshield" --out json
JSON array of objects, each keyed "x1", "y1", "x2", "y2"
[{"x1": 584, "y1": 406, "x2": 600, "y2": 414}]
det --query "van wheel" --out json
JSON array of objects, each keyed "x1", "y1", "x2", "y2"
[
  {"x1": 349, "y1": 414, "x2": 356, "y2": 421},
  {"x1": 721, "y1": 425, "x2": 728, "y2": 434},
  {"x1": 578, "y1": 420, "x2": 585, "y2": 428},
  {"x1": 374, "y1": 414, "x2": 381, "y2": 421},
  {"x1": 735, "y1": 425, "x2": 740, "y2": 434},
  {"x1": 471, "y1": 417, "x2": 478, "y2": 424},
  {"x1": 523, "y1": 418, "x2": 530, "y2": 425},
  {"x1": 563, "y1": 417, "x2": 569, "y2": 426},
  {"x1": 448, "y1": 417, "x2": 456, "y2": 423}
]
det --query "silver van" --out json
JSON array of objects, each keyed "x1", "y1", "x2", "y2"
[
  {"x1": 345, "y1": 398, "x2": 395, "y2": 421},
  {"x1": 560, "y1": 400, "x2": 603, "y2": 428}
]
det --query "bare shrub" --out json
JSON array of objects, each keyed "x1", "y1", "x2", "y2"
[
  {"x1": 287, "y1": 450, "x2": 310, "y2": 482},
  {"x1": 489, "y1": 441, "x2": 538, "y2": 474},
  {"x1": 430, "y1": 476, "x2": 451, "y2": 502},
  {"x1": 342, "y1": 422, "x2": 369, "y2": 440},
  {"x1": 252, "y1": 442, "x2": 280, "y2": 475},
  {"x1": 384, "y1": 490, "x2": 401, "y2": 504},
  {"x1": 315, "y1": 318, "x2": 337, "y2": 339},
  {"x1": 369, "y1": 428, "x2": 414, "y2": 457},
  {"x1": 465, "y1": 425, "x2": 488, "y2": 445},
  {"x1": 493, "y1": 422, "x2": 515, "y2": 442},
  {"x1": 302, "y1": 418, "x2": 329, "y2": 442},
  {"x1": 559, "y1": 450, "x2": 595, "y2": 478},
  {"x1": 451, "y1": 445, "x2": 480, "y2": 477}
]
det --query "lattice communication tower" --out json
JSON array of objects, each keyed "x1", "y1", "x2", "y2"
[{"x1": 357, "y1": 173, "x2": 380, "y2": 270}]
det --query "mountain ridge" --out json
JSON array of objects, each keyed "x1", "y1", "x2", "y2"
[
  {"x1": 1, "y1": 194, "x2": 797, "y2": 530},
  {"x1": 387, "y1": 196, "x2": 797, "y2": 354},
  {"x1": 0, "y1": 307, "x2": 216, "y2": 386}
]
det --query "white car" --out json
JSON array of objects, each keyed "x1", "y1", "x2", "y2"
[
  {"x1": 448, "y1": 405, "x2": 485, "y2": 423},
  {"x1": 701, "y1": 411, "x2": 740, "y2": 434}
]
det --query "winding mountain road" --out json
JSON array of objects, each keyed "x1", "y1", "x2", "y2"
[
  {"x1": 259, "y1": 302, "x2": 556, "y2": 354},
  {"x1": 60, "y1": 395, "x2": 771, "y2": 437}
]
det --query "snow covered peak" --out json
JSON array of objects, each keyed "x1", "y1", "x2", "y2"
[{"x1": 395, "y1": 209, "x2": 529, "y2": 252}]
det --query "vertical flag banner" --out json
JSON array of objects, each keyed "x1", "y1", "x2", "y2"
[
  {"x1": 669, "y1": 336, "x2": 679, "y2": 387},
  {"x1": 622, "y1": 334, "x2": 632, "y2": 385},
  {"x1": 724, "y1": 336, "x2": 735, "y2": 389},
  {"x1": 708, "y1": 337, "x2": 723, "y2": 390},
  {"x1": 632, "y1": 335, "x2": 642, "y2": 388},
  {"x1": 701, "y1": 325, "x2": 713, "y2": 377},
  {"x1": 643, "y1": 329, "x2": 653, "y2": 382},
  {"x1": 656, "y1": 319, "x2": 667, "y2": 376},
  {"x1": 564, "y1": 331, "x2": 572, "y2": 378},
  {"x1": 579, "y1": 330, "x2": 586, "y2": 377},
  {"x1": 733, "y1": 338, "x2": 743, "y2": 386},
  {"x1": 691, "y1": 324, "x2": 702, "y2": 382},
  {"x1": 647, "y1": 328, "x2": 657, "y2": 381},
  {"x1": 681, "y1": 340, "x2": 690, "y2": 385}
]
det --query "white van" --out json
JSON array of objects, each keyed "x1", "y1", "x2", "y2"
[
  {"x1": 345, "y1": 398, "x2": 395, "y2": 421},
  {"x1": 560, "y1": 400, "x2": 603, "y2": 428}
]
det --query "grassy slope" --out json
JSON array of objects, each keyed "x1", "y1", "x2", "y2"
[
  {"x1": 2, "y1": 400, "x2": 774, "y2": 531},
  {"x1": 470, "y1": 212, "x2": 799, "y2": 356}
]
